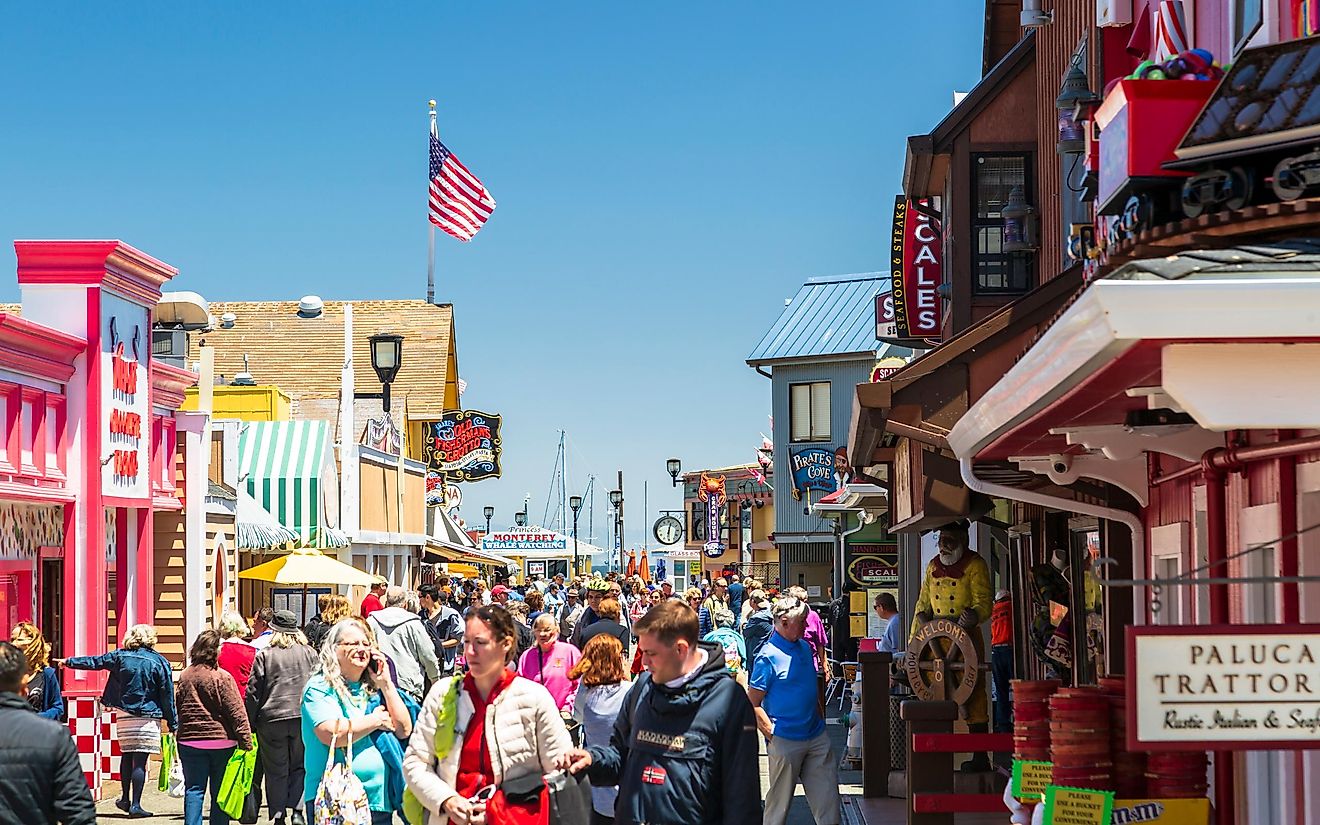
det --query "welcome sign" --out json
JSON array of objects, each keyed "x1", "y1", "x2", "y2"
[{"x1": 1129, "y1": 624, "x2": 1320, "y2": 750}]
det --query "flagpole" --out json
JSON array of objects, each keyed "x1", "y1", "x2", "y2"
[{"x1": 427, "y1": 99, "x2": 438, "y2": 304}]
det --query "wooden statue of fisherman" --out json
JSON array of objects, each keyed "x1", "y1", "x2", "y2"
[{"x1": 910, "y1": 520, "x2": 993, "y2": 771}]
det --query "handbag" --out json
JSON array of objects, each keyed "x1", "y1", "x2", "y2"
[
  {"x1": 545, "y1": 769, "x2": 591, "y2": 825},
  {"x1": 217, "y1": 739, "x2": 259, "y2": 820},
  {"x1": 313, "y1": 723, "x2": 372, "y2": 825}
]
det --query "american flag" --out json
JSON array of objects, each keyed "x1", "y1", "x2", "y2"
[{"x1": 429, "y1": 133, "x2": 496, "y2": 241}]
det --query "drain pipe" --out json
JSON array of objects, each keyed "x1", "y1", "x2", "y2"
[
  {"x1": 958, "y1": 458, "x2": 1146, "y2": 619},
  {"x1": 837, "y1": 510, "x2": 868, "y2": 600}
]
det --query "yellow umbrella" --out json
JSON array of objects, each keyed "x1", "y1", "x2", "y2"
[{"x1": 238, "y1": 548, "x2": 383, "y2": 587}]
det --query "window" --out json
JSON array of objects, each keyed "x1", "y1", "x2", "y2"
[
  {"x1": 1232, "y1": 0, "x2": 1263, "y2": 57},
  {"x1": 972, "y1": 153, "x2": 1033, "y2": 294},
  {"x1": 789, "y1": 382, "x2": 830, "y2": 442}
]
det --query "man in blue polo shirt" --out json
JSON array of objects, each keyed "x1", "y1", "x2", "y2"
[{"x1": 749, "y1": 596, "x2": 842, "y2": 825}]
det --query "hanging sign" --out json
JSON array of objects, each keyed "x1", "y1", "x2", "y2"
[
  {"x1": 877, "y1": 196, "x2": 942, "y2": 345},
  {"x1": 1129, "y1": 624, "x2": 1320, "y2": 750},
  {"x1": 870, "y1": 355, "x2": 908, "y2": 382},
  {"x1": 102, "y1": 298, "x2": 150, "y2": 500},
  {"x1": 481, "y1": 527, "x2": 567, "y2": 552},
  {"x1": 789, "y1": 447, "x2": 837, "y2": 501},
  {"x1": 422, "y1": 410, "x2": 503, "y2": 482},
  {"x1": 699, "y1": 472, "x2": 726, "y2": 557}
]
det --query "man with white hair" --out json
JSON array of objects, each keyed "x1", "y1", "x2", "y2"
[
  {"x1": 748, "y1": 596, "x2": 841, "y2": 825},
  {"x1": 367, "y1": 585, "x2": 440, "y2": 702}
]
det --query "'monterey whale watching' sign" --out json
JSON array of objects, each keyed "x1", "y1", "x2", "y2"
[{"x1": 1129, "y1": 625, "x2": 1320, "y2": 750}]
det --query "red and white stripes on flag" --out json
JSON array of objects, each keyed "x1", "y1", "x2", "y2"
[
  {"x1": 1152, "y1": 0, "x2": 1188, "y2": 61},
  {"x1": 429, "y1": 132, "x2": 496, "y2": 241}
]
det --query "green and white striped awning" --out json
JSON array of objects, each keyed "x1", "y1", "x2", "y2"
[{"x1": 238, "y1": 421, "x2": 349, "y2": 549}]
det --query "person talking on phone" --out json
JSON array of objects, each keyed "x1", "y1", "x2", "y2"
[
  {"x1": 300, "y1": 618, "x2": 412, "y2": 825},
  {"x1": 403, "y1": 605, "x2": 574, "y2": 825}
]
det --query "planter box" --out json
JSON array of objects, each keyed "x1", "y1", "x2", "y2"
[{"x1": 1095, "y1": 79, "x2": 1216, "y2": 214}]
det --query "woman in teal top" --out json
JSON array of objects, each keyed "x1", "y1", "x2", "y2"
[{"x1": 301, "y1": 617, "x2": 412, "y2": 825}]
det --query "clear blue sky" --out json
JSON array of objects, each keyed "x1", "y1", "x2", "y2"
[{"x1": 0, "y1": 2, "x2": 983, "y2": 548}]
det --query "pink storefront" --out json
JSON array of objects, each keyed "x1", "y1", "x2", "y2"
[{"x1": 0, "y1": 240, "x2": 195, "y2": 798}]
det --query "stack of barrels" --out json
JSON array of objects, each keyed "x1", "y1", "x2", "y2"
[
  {"x1": 1011, "y1": 679, "x2": 1060, "y2": 762},
  {"x1": 1146, "y1": 752, "x2": 1210, "y2": 799},
  {"x1": 1099, "y1": 675, "x2": 1147, "y2": 797},
  {"x1": 1048, "y1": 687, "x2": 1114, "y2": 790}
]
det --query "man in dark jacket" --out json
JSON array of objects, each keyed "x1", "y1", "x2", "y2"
[
  {"x1": 0, "y1": 641, "x2": 95, "y2": 825},
  {"x1": 418, "y1": 584, "x2": 463, "y2": 676},
  {"x1": 560, "y1": 600, "x2": 762, "y2": 824},
  {"x1": 726, "y1": 573, "x2": 746, "y2": 629}
]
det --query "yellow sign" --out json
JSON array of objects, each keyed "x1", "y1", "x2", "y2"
[
  {"x1": 1110, "y1": 798, "x2": 1211, "y2": 824},
  {"x1": 849, "y1": 615, "x2": 868, "y2": 637},
  {"x1": 1010, "y1": 760, "x2": 1052, "y2": 802},
  {"x1": 849, "y1": 591, "x2": 868, "y2": 612},
  {"x1": 1043, "y1": 786, "x2": 1113, "y2": 825}
]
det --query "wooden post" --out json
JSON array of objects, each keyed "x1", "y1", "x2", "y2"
[
  {"x1": 860, "y1": 651, "x2": 892, "y2": 798},
  {"x1": 903, "y1": 700, "x2": 957, "y2": 825}
]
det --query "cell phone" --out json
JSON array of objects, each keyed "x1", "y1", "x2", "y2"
[
  {"x1": 367, "y1": 656, "x2": 382, "y2": 676},
  {"x1": 468, "y1": 785, "x2": 496, "y2": 804}
]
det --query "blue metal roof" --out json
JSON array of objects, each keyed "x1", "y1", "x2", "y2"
[{"x1": 746, "y1": 272, "x2": 895, "y2": 365}]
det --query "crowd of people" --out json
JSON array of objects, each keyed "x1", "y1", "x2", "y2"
[{"x1": 0, "y1": 568, "x2": 846, "y2": 825}]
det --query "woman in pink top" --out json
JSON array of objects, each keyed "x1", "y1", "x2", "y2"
[{"x1": 517, "y1": 613, "x2": 581, "y2": 712}]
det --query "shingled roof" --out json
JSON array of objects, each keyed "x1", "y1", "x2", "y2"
[{"x1": 186, "y1": 300, "x2": 458, "y2": 422}]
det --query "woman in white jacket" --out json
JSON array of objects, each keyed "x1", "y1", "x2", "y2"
[{"x1": 403, "y1": 604, "x2": 573, "y2": 825}]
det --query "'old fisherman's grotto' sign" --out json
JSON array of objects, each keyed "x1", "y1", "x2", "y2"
[{"x1": 1129, "y1": 624, "x2": 1320, "y2": 750}]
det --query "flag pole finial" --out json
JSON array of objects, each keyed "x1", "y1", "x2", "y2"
[{"x1": 428, "y1": 99, "x2": 436, "y2": 110}]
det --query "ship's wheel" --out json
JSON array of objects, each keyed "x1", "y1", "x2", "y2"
[{"x1": 903, "y1": 618, "x2": 981, "y2": 706}]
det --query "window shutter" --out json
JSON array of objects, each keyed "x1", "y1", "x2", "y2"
[
  {"x1": 810, "y1": 382, "x2": 831, "y2": 440},
  {"x1": 790, "y1": 384, "x2": 812, "y2": 441}
]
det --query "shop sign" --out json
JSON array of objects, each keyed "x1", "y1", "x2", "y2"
[
  {"x1": 1129, "y1": 624, "x2": 1320, "y2": 750},
  {"x1": 422, "y1": 410, "x2": 502, "y2": 482},
  {"x1": 870, "y1": 355, "x2": 907, "y2": 382},
  {"x1": 846, "y1": 551, "x2": 898, "y2": 588},
  {"x1": 699, "y1": 472, "x2": 726, "y2": 557},
  {"x1": 102, "y1": 298, "x2": 149, "y2": 500},
  {"x1": 877, "y1": 196, "x2": 942, "y2": 345},
  {"x1": 481, "y1": 527, "x2": 566, "y2": 552},
  {"x1": 789, "y1": 447, "x2": 839, "y2": 501},
  {"x1": 1042, "y1": 786, "x2": 1113, "y2": 825}
]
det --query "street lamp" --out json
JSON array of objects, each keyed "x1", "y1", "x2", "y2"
[
  {"x1": 483, "y1": 506, "x2": 494, "y2": 534},
  {"x1": 667, "y1": 458, "x2": 682, "y2": 487},
  {"x1": 609, "y1": 488, "x2": 623, "y2": 572},
  {"x1": 515, "y1": 510, "x2": 528, "y2": 527},
  {"x1": 367, "y1": 332, "x2": 404, "y2": 412},
  {"x1": 569, "y1": 495, "x2": 583, "y2": 577}
]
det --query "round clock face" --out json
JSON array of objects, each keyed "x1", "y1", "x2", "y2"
[{"x1": 654, "y1": 515, "x2": 683, "y2": 546}]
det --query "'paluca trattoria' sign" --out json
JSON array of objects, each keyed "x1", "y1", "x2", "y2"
[{"x1": 1129, "y1": 624, "x2": 1320, "y2": 750}]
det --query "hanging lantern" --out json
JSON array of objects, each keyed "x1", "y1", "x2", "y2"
[
  {"x1": 1003, "y1": 185, "x2": 1036, "y2": 253},
  {"x1": 1056, "y1": 63, "x2": 1098, "y2": 155}
]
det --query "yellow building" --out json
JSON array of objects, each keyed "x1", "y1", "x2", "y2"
[{"x1": 182, "y1": 384, "x2": 291, "y2": 421}]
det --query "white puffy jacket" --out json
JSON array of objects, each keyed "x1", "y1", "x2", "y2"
[{"x1": 403, "y1": 673, "x2": 574, "y2": 825}]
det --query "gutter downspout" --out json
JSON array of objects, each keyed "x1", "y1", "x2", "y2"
[
  {"x1": 958, "y1": 458, "x2": 1146, "y2": 621},
  {"x1": 838, "y1": 509, "x2": 868, "y2": 610},
  {"x1": 755, "y1": 365, "x2": 772, "y2": 380}
]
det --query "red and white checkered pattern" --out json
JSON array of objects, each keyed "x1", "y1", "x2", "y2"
[
  {"x1": 67, "y1": 696, "x2": 103, "y2": 801},
  {"x1": 100, "y1": 708, "x2": 120, "y2": 782}
]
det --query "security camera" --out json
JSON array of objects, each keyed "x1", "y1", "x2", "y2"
[{"x1": 1050, "y1": 454, "x2": 1072, "y2": 475}]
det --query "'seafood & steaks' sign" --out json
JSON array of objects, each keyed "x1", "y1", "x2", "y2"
[{"x1": 1129, "y1": 624, "x2": 1320, "y2": 751}]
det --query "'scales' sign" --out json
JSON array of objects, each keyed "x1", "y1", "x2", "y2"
[
  {"x1": 790, "y1": 447, "x2": 837, "y2": 501},
  {"x1": 877, "y1": 196, "x2": 942, "y2": 345},
  {"x1": 423, "y1": 410, "x2": 502, "y2": 482}
]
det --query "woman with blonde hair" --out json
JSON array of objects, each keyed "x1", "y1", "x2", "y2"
[
  {"x1": 569, "y1": 634, "x2": 630, "y2": 825},
  {"x1": 300, "y1": 618, "x2": 413, "y2": 824},
  {"x1": 216, "y1": 610, "x2": 257, "y2": 699},
  {"x1": 60, "y1": 623, "x2": 177, "y2": 817},
  {"x1": 403, "y1": 605, "x2": 574, "y2": 825},
  {"x1": 247, "y1": 610, "x2": 319, "y2": 825},
  {"x1": 308, "y1": 594, "x2": 352, "y2": 650},
  {"x1": 9, "y1": 621, "x2": 62, "y2": 720}
]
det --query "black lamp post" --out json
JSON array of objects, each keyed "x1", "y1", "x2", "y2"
[
  {"x1": 515, "y1": 510, "x2": 528, "y2": 527},
  {"x1": 569, "y1": 495, "x2": 583, "y2": 578},
  {"x1": 366, "y1": 332, "x2": 404, "y2": 412},
  {"x1": 666, "y1": 458, "x2": 682, "y2": 487},
  {"x1": 609, "y1": 487, "x2": 623, "y2": 572},
  {"x1": 483, "y1": 506, "x2": 494, "y2": 535}
]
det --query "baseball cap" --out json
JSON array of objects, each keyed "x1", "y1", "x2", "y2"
[
  {"x1": 491, "y1": 584, "x2": 510, "y2": 597},
  {"x1": 586, "y1": 578, "x2": 611, "y2": 592}
]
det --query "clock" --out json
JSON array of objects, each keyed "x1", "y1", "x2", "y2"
[{"x1": 653, "y1": 515, "x2": 684, "y2": 546}]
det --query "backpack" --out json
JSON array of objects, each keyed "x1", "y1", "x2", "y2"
[{"x1": 313, "y1": 723, "x2": 372, "y2": 825}]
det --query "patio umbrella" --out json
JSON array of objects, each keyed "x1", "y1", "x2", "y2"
[{"x1": 238, "y1": 547, "x2": 383, "y2": 587}]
